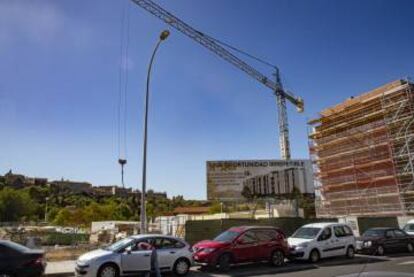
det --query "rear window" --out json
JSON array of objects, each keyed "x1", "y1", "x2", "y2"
[
  {"x1": 334, "y1": 225, "x2": 353, "y2": 237},
  {"x1": 1, "y1": 241, "x2": 29, "y2": 253},
  {"x1": 363, "y1": 229, "x2": 385, "y2": 237},
  {"x1": 404, "y1": 224, "x2": 414, "y2": 232},
  {"x1": 254, "y1": 230, "x2": 278, "y2": 241}
]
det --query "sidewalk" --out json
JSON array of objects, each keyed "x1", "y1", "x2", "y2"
[{"x1": 45, "y1": 260, "x2": 75, "y2": 277}]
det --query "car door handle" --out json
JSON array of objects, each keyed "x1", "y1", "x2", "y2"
[
  {"x1": 170, "y1": 251, "x2": 176, "y2": 254},
  {"x1": 144, "y1": 254, "x2": 150, "y2": 257}
]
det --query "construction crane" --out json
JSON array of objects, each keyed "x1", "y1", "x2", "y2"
[{"x1": 130, "y1": 0, "x2": 304, "y2": 160}]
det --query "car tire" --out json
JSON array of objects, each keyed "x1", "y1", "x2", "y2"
[
  {"x1": 173, "y1": 258, "x2": 190, "y2": 276},
  {"x1": 98, "y1": 263, "x2": 119, "y2": 277},
  {"x1": 376, "y1": 245, "x2": 385, "y2": 256},
  {"x1": 407, "y1": 243, "x2": 414, "y2": 253},
  {"x1": 309, "y1": 249, "x2": 320, "y2": 263},
  {"x1": 270, "y1": 250, "x2": 285, "y2": 267},
  {"x1": 346, "y1": 246, "x2": 355, "y2": 259},
  {"x1": 217, "y1": 253, "x2": 232, "y2": 272}
]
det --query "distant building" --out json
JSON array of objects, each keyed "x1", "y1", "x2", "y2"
[
  {"x1": 26, "y1": 177, "x2": 48, "y2": 186},
  {"x1": 3, "y1": 170, "x2": 48, "y2": 189},
  {"x1": 92, "y1": 186, "x2": 132, "y2": 197},
  {"x1": 150, "y1": 191, "x2": 168, "y2": 199},
  {"x1": 49, "y1": 179, "x2": 92, "y2": 194},
  {"x1": 4, "y1": 170, "x2": 25, "y2": 189}
]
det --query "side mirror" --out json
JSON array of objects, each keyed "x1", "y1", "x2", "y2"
[{"x1": 125, "y1": 246, "x2": 132, "y2": 254}]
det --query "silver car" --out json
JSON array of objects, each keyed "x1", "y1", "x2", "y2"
[{"x1": 75, "y1": 234, "x2": 193, "y2": 277}]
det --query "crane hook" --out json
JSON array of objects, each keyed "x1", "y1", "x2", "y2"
[{"x1": 118, "y1": 159, "x2": 127, "y2": 188}]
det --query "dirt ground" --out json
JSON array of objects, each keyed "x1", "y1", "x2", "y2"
[{"x1": 45, "y1": 245, "x2": 95, "y2": 262}]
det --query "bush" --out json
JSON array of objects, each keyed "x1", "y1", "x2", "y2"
[{"x1": 43, "y1": 232, "x2": 89, "y2": 246}]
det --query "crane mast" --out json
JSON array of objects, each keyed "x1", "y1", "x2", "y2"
[{"x1": 130, "y1": 0, "x2": 304, "y2": 160}]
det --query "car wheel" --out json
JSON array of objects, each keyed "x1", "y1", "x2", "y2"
[
  {"x1": 407, "y1": 243, "x2": 414, "y2": 253},
  {"x1": 173, "y1": 258, "x2": 190, "y2": 276},
  {"x1": 346, "y1": 246, "x2": 355, "y2": 259},
  {"x1": 270, "y1": 250, "x2": 285, "y2": 267},
  {"x1": 98, "y1": 264, "x2": 119, "y2": 277},
  {"x1": 376, "y1": 245, "x2": 385, "y2": 256},
  {"x1": 217, "y1": 253, "x2": 231, "y2": 272},
  {"x1": 309, "y1": 249, "x2": 320, "y2": 263}
]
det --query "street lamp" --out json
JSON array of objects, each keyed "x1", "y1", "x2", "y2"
[
  {"x1": 45, "y1": 197, "x2": 49, "y2": 222},
  {"x1": 140, "y1": 30, "x2": 170, "y2": 234}
]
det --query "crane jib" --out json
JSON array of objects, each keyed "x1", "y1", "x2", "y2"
[
  {"x1": 130, "y1": 0, "x2": 305, "y2": 160},
  {"x1": 130, "y1": 0, "x2": 304, "y2": 111}
]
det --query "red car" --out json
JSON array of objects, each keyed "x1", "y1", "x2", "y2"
[{"x1": 192, "y1": 226, "x2": 288, "y2": 271}]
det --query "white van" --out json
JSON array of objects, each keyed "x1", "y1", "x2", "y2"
[
  {"x1": 403, "y1": 219, "x2": 414, "y2": 236},
  {"x1": 288, "y1": 222, "x2": 356, "y2": 263}
]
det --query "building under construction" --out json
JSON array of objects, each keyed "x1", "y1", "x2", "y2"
[{"x1": 309, "y1": 79, "x2": 414, "y2": 217}]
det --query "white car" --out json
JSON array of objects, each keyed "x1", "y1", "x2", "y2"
[
  {"x1": 75, "y1": 234, "x2": 193, "y2": 277},
  {"x1": 403, "y1": 219, "x2": 414, "y2": 236},
  {"x1": 288, "y1": 222, "x2": 356, "y2": 262}
]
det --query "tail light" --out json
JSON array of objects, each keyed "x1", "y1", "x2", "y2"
[{"x1": 25, "y1": 256, "x2": 44, "y2": 267}]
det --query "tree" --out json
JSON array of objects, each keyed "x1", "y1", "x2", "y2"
[
  {"x1": 0, "y1": 188, "x2": 36, "y2": 222},
  {"x1": 53, "y1": 208, "x2": 72, "y2": 226},
  {"x1": 208, "y1": 200, "x2": 222, "y2": 214}
]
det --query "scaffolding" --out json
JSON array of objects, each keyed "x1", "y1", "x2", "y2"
[{"x1": 309, "y1": 79, "x2": 414, "y2": 217}]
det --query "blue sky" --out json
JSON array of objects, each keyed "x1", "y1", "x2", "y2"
[{"x1": 1, "y1": 0, "x2": 413, "y2": 199}]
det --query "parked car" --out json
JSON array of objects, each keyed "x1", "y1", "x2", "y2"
[
  {"x1": 0, "y1": 240, "x2": 46, "y2": 277},
  {"x1": 75, "y1": 234, "x2": 192, "y2": 277},
  {"x1": 356, "y1": 227, "x2": 414, "y2": 255},
  {"x1": 403, "y1": 219, "x2": 414, "y2": 236},
  {"x1": 288, "y1": 222, "x2": 356, "y2": 263},
  {"x1": 192, "y1": 226, "x2": 288, "y2": 271}
]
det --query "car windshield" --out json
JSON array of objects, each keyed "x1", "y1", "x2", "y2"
[
  {"x1": 403, "y1": 224, "x2": 414, "y2": 232},
  {"x1": 214, "y1": 230, "x2": 240, "y2": 242},
  {"x1": 291, "y1": 227, "x2": 321, "y2": 239},
  {"x1": 2, "y1": 241, "x2": 30, "y2": 253},
  {"x1": 104, "y1": 238, "x2": 134, "y2": 252},
  {"x1": 363, "y1": 229, "x2": 385, "y2": 237}
]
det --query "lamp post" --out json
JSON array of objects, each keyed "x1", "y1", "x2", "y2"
[
  {"x1": 140, "y1": 30, "x2": 170, "y2": 234},
  {"x1": 45, "y1": 197, "x2": 49, "y2": 222}
]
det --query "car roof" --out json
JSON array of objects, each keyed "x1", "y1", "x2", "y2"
[
  {"x1": 0, "y1": 240, "x2": 31, "y2": 252},
  {"x1": 366, "y1": 227, "x2": 394, "y2": 231},
  {"x1": 301, "y1": 222, "x2": 342, "y2": 228},
  {"x1": 130, "y1": 234, "x2": 187, "y2": 242},
  {"x1": 228, "y1": 226, "x2": 280, "y2": 232}
]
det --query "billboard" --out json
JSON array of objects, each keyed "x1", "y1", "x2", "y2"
[{"x1": 207, "y1": 159, "x2": 314, "y2": 201}]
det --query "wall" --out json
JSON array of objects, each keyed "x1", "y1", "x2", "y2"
[
  {"x1": 185, "y1": 217, "x2": 337, "y2": 245},
  {"x1": 357, "y1": 217, "x2": 399, "y2": 235}
]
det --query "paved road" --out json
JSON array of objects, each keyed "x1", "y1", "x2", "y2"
[
  {"x1": 187, "y1": 254, "x2": 414, "y2": 277},
  {"x1": 46, "y1": 253, "x2": 414, "y2": 277}
]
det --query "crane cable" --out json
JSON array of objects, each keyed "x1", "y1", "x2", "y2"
[
  {"x1": 117, "y1": 0, "x2": 131, "y2": 188},
  {"x1": 209, "y1": 35, "x2": 292, "y2": 91},
  {"x1": 203, "y1": 34, "x2": 278, "y2": 69}
]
